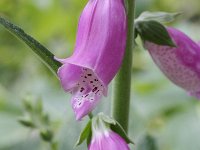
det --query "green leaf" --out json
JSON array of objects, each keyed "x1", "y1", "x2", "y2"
[
  {"x1": 137, "y1": 134, "x2": 158, "y2": 150},
  {"x1": 40, "y1": 129, "x2": 53, "y2": 142},
  {"x1": 18, "y1": 117, "x2": 35, "y2": 128},
  {"x1": 99, "y1": 112, "x2": 116, "y2": 125},
  {"x1": 86, "y1": 129, "x2": 92, "y2": 147},
  {"x1": 35, "y1": 98, "x2": 43, "y2": 115},
  {"x1": 135, "y1": 20, "x2": 176, "y2": 47},
  {"x1": 110, "y1": 121, "x2": 134, "y2": 144},
  {"x1": 22, "y1": 98, "x2": 33, "y2": 112},
  {"x1": 0, "y1": 17, "x2": 61, "y2": 75},
  {"x1": 135, "y1": 11, "x2": 181, "y2": 24},
  {"x1": 74, "y1": 120, "x2": 92, "y2": 147}
]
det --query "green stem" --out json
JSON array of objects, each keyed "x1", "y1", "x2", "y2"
[
  {"x1": 0, "y1": 17, "x2": 61, "y2": 75},
  {"x1": 111, "y1": 0, "x2": 135, "y2": 132}
]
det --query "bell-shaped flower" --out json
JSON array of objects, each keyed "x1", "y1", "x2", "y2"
[
  {"x1": 145, "y1": 27, "x2": 200, "y2": 98},
  {"x1": 89, "y1": 114, "x2": 130, "y2": 150},
  {"x1": 56, "y1": 0, "x2": 127, "y2": 120}
]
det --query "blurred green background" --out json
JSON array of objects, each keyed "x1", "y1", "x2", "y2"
[{"x1": 1, "y1": 0, "x2": 200, "y2": 150}]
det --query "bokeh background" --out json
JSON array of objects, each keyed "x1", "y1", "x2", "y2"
[{"x1": 1, "y1": 0, "x2": 200, "y2": 150}]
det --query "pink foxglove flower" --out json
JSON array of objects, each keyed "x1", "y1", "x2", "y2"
[
  {"x1": 89, "y1": 130, "x2": 130, "y2": 150},
  {"x1": 145, "y1": 27, "x2": 200, "y2": 98},
  {"x1": 56, "y1": 0, "x2": 127, "y2": 120},
  {"x1": 89, "y1": 115, "x2": 130, "y2": 150}
]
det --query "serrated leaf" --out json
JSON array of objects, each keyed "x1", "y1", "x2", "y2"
[
  {"x1": 137, "y1": 134, "x2": 158, "y2": 150},
  {"x1": 110, "y1": 121, "x2": 134, "y2": 144},
  {"x1": 0, "y1": 17, "x2": 61, "y2": 75},
  {"x1": 135, "y1": 11, "x2": 181, "y2": 23},
  {"x1": 136, "y1": 20, "x2": 176, "y2": 47},
  {"x1": 75, "y1": 120, "x2": 92, "y2": 147}
]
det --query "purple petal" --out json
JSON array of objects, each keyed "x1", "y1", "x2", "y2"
[
  {"x1": 57, "y1": 63, "x2": 82, "y2": 92},
  {"x1": 56, "y1": 0, "x2": 127, "y2": 119},
  {"x1": 60, "y1": 0, "x2": 127, "y2": 86},
  {"x1": 89, "y1": 130, "x2": 130, "y2": 150},
  {"x1": 145, "y1": 27, "x2": 200, "y2": 99}
]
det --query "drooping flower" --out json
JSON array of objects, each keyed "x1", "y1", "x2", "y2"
[
  {"x1": 145, "y1": 27, "x2": 200, "y2": 98},
  {"x1": 56, "y1": 0, "x2": 127, "y2": 120},
  {"x1": 89, "y1": 114, "x2": 130, "y2": 150}
]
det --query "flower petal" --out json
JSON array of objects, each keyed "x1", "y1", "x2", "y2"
[
  {"x1": 57, "y1": 63, "x2": 82, "y2": 92},
  {"x1": 145, "y1": 27, "x2": 200, "y2": 98},
  {"x1": 89, "y1": 131, "x2": 130, "y2": 150}
]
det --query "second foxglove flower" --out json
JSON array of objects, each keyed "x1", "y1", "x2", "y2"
[{"x1": 145, "y1": 27, "x2": 200, "y2": 99}]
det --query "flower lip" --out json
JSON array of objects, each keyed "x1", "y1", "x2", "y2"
[
  {"x1": 56, "y1": 57, "x2": 108, "y2": 96},
  {"x1": 56, "y1": 58, "x2": 108, "y2": 120}
]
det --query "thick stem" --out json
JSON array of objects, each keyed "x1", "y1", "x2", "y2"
[{"x1": 111, "y1": 0, "x2": 135, "y2": 132}]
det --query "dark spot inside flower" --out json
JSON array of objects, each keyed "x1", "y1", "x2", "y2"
[
  {"x1": 83, "y1": 80, "x2": 85, "y2": 82},
  {"x1": 92, "y1": 87, "x2": 98, "y2": 92},
  {"x1": 95, "y1": 90, "x2": 100, "y2": 94},
  {"x1": 90, "y1": 81, "x2": 93, "y2": 83},
  {"x1": 85, "y1": 94, "x2": 89, "y2": 97},
  {"x1": 80, "y1": 87, "x2": 85, "y2": 92},
  {"x1": 85, "y1": 76, "x2": 87, "y2": 78},
  {"x1": 78, "y1": 102, "x2": 82, "y2": 105},
  {"x1": 87, "y1": 74, "x2": 92, "y2": 76},
  {"x1": 90, "y1": 99, "x2": 94, "y2": 101}
]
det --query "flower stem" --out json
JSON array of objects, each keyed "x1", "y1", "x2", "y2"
[{"x1": 111, "y1": 0, "x2": 135, "y2": 132}]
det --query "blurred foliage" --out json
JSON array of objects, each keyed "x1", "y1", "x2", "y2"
[{"x1": 0, "y1": 0, "x2": 200, "y2": 150}]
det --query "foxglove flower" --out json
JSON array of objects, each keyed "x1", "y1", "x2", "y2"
[
  {"x1": 89, "y1": 115, "x2": 130, "y2": 150},
  {"x1": 145, "y1": 27, "x2": 200, "y2": 98},
  {"x1": 56, "y1": 0, "x2": 127, "y2": 120}
]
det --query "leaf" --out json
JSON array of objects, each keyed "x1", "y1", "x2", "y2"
[
  {"x1": 40, "y1": 129, "x2": 53, "y2": 142},
  {"x1": 18, "y1": 117, "x2": 35, "y2": 128},
  {"x1": 74, "y1": 120, "x2": 92, "y2": 147},
  {"x1": 22, "y1": 98, "x2": 33, "y2": 112},
  {"x1": 137, "y1": 134, "x2": 158, "y2": 150},
  {"x1": 110, "y1": 121, "x2": 134, "y2": 144},
  {"x1": 135, "y1": 20, "x2": 176, "y2": 47},
  {"x1": 35, "y1": 98, "x2": 43, "y2": 115},
  {"x1": 135, "y1": 11, "x2": 181, "y2": 24},
  {"x1": 99, "y1": 113, "x2": 116, "y2": 125},
  {"x1": 86, "y1": 129, "x2": 92, "y2": 147},
  {"x1": 0, "y1": 17, "x2": 61, "y2": 75}
]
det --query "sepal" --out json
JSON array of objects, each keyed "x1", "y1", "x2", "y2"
[
  {"x1": 135, "y1": 20, "x2": 176, "y2": 47},
  {"x1": 74, "y1": 120, "x2": 92, "y2": 147},
  {"x1": 135, "y1": 11, "x2": 180, "y2": 24}
]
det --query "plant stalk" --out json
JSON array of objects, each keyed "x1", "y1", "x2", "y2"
[{"x1": 111, "y1": 0, "x2": 135, "y2": 132}]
